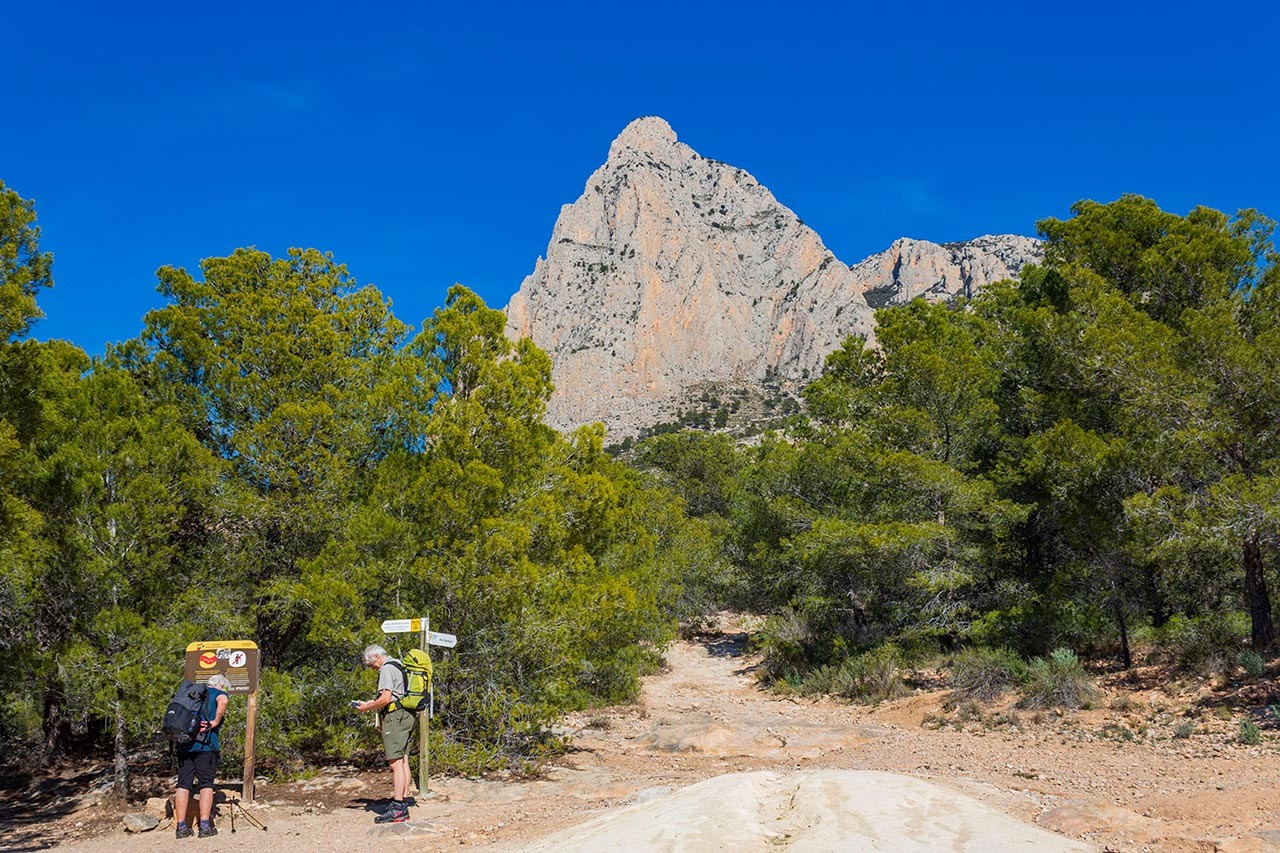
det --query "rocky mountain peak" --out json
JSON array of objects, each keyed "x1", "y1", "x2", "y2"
[
  {"x1": 608, "y1": 116, "x2": 680, "y2": 159},
  {"x1": 505, "y1": 118, "x2": 1040, "y2": 440}
]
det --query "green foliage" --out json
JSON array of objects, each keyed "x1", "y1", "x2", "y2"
[
  {"x1": 7, "y1": 186, "x2": 1280, "y2": 784},
  {"x1": 950, "y1": 647, "x2": 1027, "y2": 701},
  {"x1": 293, "y1": 288, "x2": 688, "y2": 771},
  {"x1": 1239, "y1": 649, "x2": 1266, "y2": 678},
  {"x1": 1238, "y1": 719, "x2": 1262, "y2": 745},
  {"x1": 1018, "y1": 648, "x2": 1098, "y2": 710},
  {"x1": 636, "y1": 431, "x2": 740, "y2": 519},
  {"x1": 0, "y1": 205, "x2": 699, "y2": 781},
  {"x1": 0, "y1": 180, "x2": 53, "y2": 341},
  {"x1": 1155, "y1": 613, "x2": 1249, "y2": 674},
  {"x1": 254, "y1": 663, "x2": 370, "y2": 771},
  {"x1": 799, "y1": 644, "x2": 909, "y2": 704},
  {"x1": 1039, "y1": 195, "x2": 1266, "y2": 328},
  {"x1": 755, "y1": 608, "x2": 816, "y2": 681}
]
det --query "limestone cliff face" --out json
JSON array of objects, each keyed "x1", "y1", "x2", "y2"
[
  {"x1": 505, "y1": 117, "x2": 1041, "y2": 438},
  {"x1": 854, "y1": 235, "x2": 1042, "y2": 308},
  {"x1": 505, "y1": 117, "x2": 876, "y2": 436}
]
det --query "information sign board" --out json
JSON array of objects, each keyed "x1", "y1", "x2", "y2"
[{"x1": 184, "y1": 640, "x2": 260, "y2": 695}]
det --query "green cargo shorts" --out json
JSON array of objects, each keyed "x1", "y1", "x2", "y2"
[{"x1": 381, "y1": 708, "x2": 415, "y2": 761}]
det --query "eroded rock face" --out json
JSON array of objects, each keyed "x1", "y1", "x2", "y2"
[
  {"x1": 505, "y1": 117, "x2": 875, "y2": 437},
  {"x1": 855, "y1": 235, "x2": 1042, "y2": 308},
  {"x1": 505, "y1": 117, "x2": 1039, "y2": 439}
]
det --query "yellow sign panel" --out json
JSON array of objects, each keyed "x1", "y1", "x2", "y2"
[
  {"x1": 184, "y1": 640, "x2": 260, "y2": 694},
  {"x1": 186, "y1": 640, "x2": 259, "y2": 652}
]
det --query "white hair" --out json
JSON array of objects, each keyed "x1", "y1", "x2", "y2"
[
  {"x1": 363, "y1": 644, "x2": 388, "y2": 664},
  {"x1": 207, "y1": 674, "x2": 232, "y2": 692}
]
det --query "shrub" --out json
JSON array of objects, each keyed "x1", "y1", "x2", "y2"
[
  {"x1": 1156, "y1": 613, "x2": 1248, "y2": 674},
  {"x1": 1239, "y1": 650, "x2": 1266, "y2": 678},
  {"x1": 1018, "y1": 648, "x2": 1098, "y2": 710},
  {"x1": 804, "y1": 645, "x2": 909, "y2": 704},
  {"x1": 1239, "y1": 719, "x2": 1262, "y2": 745},
  {"x1": 756, "y1": 609, "x2": 815, "y2": 682},
  {"x1": 950, "y1": 647, "x2": 1027, "y2": 701},
  {"x1": 1172, "y1": 720, "x2": 1196, "y2": 739}
]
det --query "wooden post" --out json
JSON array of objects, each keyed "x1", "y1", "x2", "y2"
[
  {"x1": 418, "y1": 617, "x2": 429, "y2": 795},
  {"x1": 243, "y1": 690, "x2": 258, "y2": 802}
]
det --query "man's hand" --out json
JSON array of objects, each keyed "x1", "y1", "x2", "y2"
[
  {"x1": 357, "y1": 689, "x2": 392, "y2": 713},
  {"x1": 198, "y1": 720, "x2": 218, "y2": 732}
]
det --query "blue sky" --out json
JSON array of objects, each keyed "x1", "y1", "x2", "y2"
[{"x1": 6, "y1": 1, "x2": 1279, "y2": 355}]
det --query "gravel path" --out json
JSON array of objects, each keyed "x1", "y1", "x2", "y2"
[{"x1": 32, "y1": 618, "x2": 1280, "y2": 852}]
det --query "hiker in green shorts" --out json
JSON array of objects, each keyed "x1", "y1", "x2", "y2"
[{"x1": 356, "y1": 644, "x2": 415, "y2": 824}]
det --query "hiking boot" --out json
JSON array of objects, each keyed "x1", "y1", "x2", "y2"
[
  {"x1": 198, "y1": 824, "x2": 218, "y2": 838},
  {"x1": 373, "y1": 803, "x2": 409, "y2": 824},
  {"x1": 175, "y1": 824, "x2": 194, "y2": 839}
]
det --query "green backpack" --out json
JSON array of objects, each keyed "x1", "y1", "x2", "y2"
[{"x1": 387, "y1": 648, "x2": 432, "y2": 714}]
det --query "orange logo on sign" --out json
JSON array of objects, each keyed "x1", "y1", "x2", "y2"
[{"x1": 198, "y1": 652, "x2": 217, "y2": 669}]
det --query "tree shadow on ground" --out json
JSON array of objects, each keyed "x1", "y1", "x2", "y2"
[
  {"x1": 700, "y1": 632, "x2": 748, "y2": 659},
  {"x1": 0, "y1": 768, "x2": 109, "y2": 852}
]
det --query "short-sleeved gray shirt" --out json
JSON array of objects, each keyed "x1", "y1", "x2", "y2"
[{"x1": 377, "y1": 657, "x2": 406, "y2": 700}]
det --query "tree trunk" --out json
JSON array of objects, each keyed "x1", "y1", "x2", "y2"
[
  {"x1": 1114, "y1": 601, "x2": 1132, "y2": 669},
  {"x1": 42, "y1": 680, "x2": 70, "y2": 757},
  {"x1": 113, "y1": 689, "x2": 129, "y2": 799},
  {"x1": 1147, "y1": 570, "x2": 1169, "y2": 629},
  {"x1": 1244, "y1": 529, "x2": 1275, "y2": 650}
]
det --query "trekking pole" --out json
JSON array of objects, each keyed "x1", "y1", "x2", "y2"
[{"x1": 227, "y1": 797, "x2": 267, "y2": 832}]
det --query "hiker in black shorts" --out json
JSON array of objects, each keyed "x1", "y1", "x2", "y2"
[{"x1": 174, "y1": 674, "x2": 230, "y2": 839}]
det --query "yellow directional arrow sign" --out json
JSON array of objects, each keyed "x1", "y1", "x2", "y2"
[
  {"x1": 381, "y1": 618, "x2": 424, "y2": 633},
  {"x1": 381, "y1": 619, "x2": 457, "y2": 647}
]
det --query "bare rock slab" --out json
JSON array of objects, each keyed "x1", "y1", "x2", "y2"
[{"x1": 518, "y1": 769, "x2": 1093, "y2": 852}]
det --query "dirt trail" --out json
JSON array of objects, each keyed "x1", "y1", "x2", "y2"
[{"x1": 23, "y1": 621, "x2": 1280, "y2": 852}]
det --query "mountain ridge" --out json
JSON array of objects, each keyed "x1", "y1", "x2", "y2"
[{"x1": 505, "y1": 117, "x2": 1041, "y2": 439}]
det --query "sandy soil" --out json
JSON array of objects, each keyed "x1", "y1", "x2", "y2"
[{"x1": 9, "y1": 617, "x2": 1280, "y2": 852}]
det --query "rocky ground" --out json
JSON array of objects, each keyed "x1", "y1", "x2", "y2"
[{"x1": 6, "y1": 616, "x2": 1280, "y2": 852}]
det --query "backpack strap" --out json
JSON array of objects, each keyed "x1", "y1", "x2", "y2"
[
  {"x1": 385, "y1": 660, "x2": 409, "y2": 713},
  {"x1": 195, "y1": 684, "x2": 212, "y2": 745}
]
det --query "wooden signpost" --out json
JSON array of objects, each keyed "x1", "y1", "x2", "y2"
[
  {"x1": 380, "y1": 616, "x2": 457, "y2": 795},
  {"x1": 184, "y1": 640, "x2": 261, "y2": 802}
]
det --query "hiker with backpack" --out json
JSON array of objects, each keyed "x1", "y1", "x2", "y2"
[
  {"x1": 355, "y1": 644, "x2": 418, "y2": 824},
  {"x1": 171, "y1": 673, "x2": 230, "y2": 839}
]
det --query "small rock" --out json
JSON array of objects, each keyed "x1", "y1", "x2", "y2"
[
  {"x1": 122, "y1": 813, "x2": 159, "y2": 833},
  {"x1": 143, "y1": 796, "x2": 170, "y2": 819}
]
